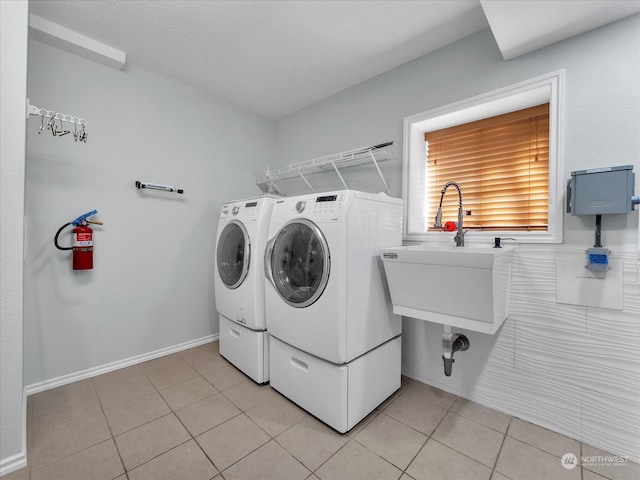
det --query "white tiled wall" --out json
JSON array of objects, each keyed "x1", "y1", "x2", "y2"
[{"x1": 402, "y1": 244, "x2": 640, "y2": 461}]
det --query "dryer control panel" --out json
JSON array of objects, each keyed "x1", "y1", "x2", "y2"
[{"x1": 219, "y1": 199, "x2": 267, "y2": 223}]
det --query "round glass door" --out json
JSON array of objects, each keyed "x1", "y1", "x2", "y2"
[
  {"x1": 270, "y1": 219, "x2": 330, "y2": 308},
  {"x1": 217, "y1": 221, "x2": 250, "y2": 289}
]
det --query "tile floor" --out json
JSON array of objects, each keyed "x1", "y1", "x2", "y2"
[{"x1": 3, "y1": 341, "x2": 638, "y2": 480}]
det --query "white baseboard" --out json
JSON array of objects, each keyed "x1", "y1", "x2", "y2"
[
  {"x1": 24, "y1": 335, "x2": 219, "y2": 396},
  {"x1": 0, "y1": 388, "x2": 28, "y2": 477},
  {"x1": 0, "y1": 451, "x2": 27, "y2": 477}
]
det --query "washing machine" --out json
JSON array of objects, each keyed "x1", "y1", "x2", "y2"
[
  {"x1": 264, "y1": 190, "x2": 403, "y2": 432},
  {"x1": 214, "y1": 195, "x2": 277, "y2": 384}
]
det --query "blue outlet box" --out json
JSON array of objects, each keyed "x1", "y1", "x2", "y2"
[{"x1": 586, "y1": 247, "x2": 610, "y2": 272}]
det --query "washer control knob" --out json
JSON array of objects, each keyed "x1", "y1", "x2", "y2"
[
  {"x1": 295, "y1": 201, "x2": 306, "y2": 213},
  {"x1": 231, "y1": 206, "x2": 239, "y2": 215}
]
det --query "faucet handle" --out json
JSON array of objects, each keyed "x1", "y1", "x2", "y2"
[{"x1": 434, "y1": 208, "x2": 443, "y2": 228}]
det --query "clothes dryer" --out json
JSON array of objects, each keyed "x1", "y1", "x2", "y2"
[
  {"x1": 264, "y1": 190, "x2": 402, "y2": 432},
  {"x1": 214, "y1": 195, "x2": 276, "y2": 384}
]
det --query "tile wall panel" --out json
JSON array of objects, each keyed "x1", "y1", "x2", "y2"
[{"x1": 581, "y1": 387, "x2": 640, "y2": 460}]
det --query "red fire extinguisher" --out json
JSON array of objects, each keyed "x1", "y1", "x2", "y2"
[{"x1": 54, "y1": 210, "x2": 102, "y2": 270}]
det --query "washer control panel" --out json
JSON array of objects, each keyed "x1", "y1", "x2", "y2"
[
  {"x1": 272, "y1": 191, "x2": 349, "y2": 223},
  {"x1": 311, "y1": 194, "x2": 343, "y2": 215}
]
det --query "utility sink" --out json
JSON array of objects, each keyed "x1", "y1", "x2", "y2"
[{"x1": 380, "y1": 244, "x2": 514, "y2": 334}]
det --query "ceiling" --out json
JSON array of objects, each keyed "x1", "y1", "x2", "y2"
[{"x1": 29, "y1": 1, "x2": 640, "y2": 119}]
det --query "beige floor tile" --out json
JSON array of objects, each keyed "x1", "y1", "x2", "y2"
[
  {"x1": 196, "y1": 414, "x2": 270, "y2": 471},
  {"x1": 495, "y1": 437, "x2": 580, "y2": 480},
  {"x1": 30, "y1": 439, "x2": 124, "y2": 480},
  {"x1": 404, "y1": 381, "x2": 458, "y2": 410},
  {"x1": 582, "y1": 444, "x2": 640, "y2": 480},
  {"x1": 30, "y1": 379, "x2": 103, "y2": 435},
  {"x1": 159, "y1": 376, "x2": 218, "y2": 410},
  {"x1": 407, "y1": 439, "x2": 492, "y2": 480},
  {"x1": 92, "y1": 365, "x2": 156, "y2": 409},
  {"x1": 433, "y1": 412, "x2": 504, "y2": 468},
  {"x1": 222, "y1": 440, "x2": 310, "y2": 480},
  {"x1": 139, "y1": 354, "x2": 200, "y2": 390},
  {"x1": 346, "y1": 410, "x2": 380, "y2": 438},
  {"x1": 490, "y1": 472, "x2": 512, "y2": 480},
  {"x1": 114, "y1": 413, "x2": 191, "y2": 471},
  {"x1": 450, "y1": 398, "x2": 512, "y2": 433},
  {"x1": 275, "y1": 416, "x2": 349, "y2": 471},
  {"x1": 508, "y1": 418, "x2": 580, "y2": 459},
  {"x1": 316, "y1": 440, "x2": 402, "y2": 480},
  {"x1": 176, "y1": 392, "x2": 241, "y2": 436},
  {"x1": 201, "y1": 364, "x2": 249, "y2": 391},
  {"x1": 104, "y1": 392, "x2": 171, "y2": 435},
  {"x1": 127, "y1": 439, "x2": 218, "y2": 480},
  {"x1": 583, "y1": 470, "x2": 609, "y2": 480},
  {"x1": 245, "y1": 395, "x2": 308, "y2": 437},
  {"x1": 29, "y1": 412, "x2": 111, "y2": 470},
  {"x1": 383, "y1": 388, "x2": 448, "y2": 436},
  {"x1": 355, "y1": 412, "x2": 427, "y2": 470},
  {"x1": 180, "y1": 343, "x2": 228, "y2": 374},
  {"x1": 222, "y1": 380, "x2": 281, "y2": 411}
]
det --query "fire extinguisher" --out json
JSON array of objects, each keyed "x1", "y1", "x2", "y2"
[{"x1": 54, "y1": 210, "x2": 103, "y2": 270}]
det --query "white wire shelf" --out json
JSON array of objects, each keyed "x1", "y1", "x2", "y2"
[{"x1": 257, "y1": 142, "x2": 393, "y2": 195}]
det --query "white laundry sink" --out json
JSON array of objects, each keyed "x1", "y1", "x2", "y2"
[{"x1": 380, "y1": 244, "x2": 514, "y2": 334}]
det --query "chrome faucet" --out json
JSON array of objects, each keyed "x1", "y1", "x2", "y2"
[{"x1": 434, "y1": 181, "x2": 467, "y2": 247}]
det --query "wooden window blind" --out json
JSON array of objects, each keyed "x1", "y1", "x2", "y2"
[{"x1": 425, "y1": 103, "x2": 549, "y2": 231}]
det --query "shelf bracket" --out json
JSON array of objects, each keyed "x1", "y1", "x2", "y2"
[
  {"x1": 298, "y1": 171, "x2": 316, "y2": 193},
  {"x1": 369, "y1": 150, "x2": 390, "y2": 195},
  {"x1": 330, "y1": 160, "x2": 349, "y2": 191}
]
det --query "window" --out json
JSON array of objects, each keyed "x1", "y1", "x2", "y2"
[
  {"x1": 426, "y1": 103, "x2": 549, "y2": 231},
  {"x1": 403, "y1": 70, "x2": 564, "y2": 243}
]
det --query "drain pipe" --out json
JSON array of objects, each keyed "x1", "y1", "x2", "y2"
[{"x1": 442, "y1": 326, "x2": 470, "y2": 376}]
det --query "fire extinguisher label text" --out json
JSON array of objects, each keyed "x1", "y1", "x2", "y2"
[{"x1": 74, "y1": 232, "x2": 93, "y2": 247}]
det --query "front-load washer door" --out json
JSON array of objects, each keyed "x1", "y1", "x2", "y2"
[
  {"x1": 217, "y1": 220, "x2": 250, "y2": 289},
  {"x1": 269, "y1": 219, "x2": 330, "y2": 308}
]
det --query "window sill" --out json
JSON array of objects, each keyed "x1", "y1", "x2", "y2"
[{"x1": 403, "y1": 230, "x2": 562, "y2": 246}]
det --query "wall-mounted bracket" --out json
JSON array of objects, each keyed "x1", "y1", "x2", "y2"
[{"x1": 135, "y1": 181, "x2": 184, "y2": 194}]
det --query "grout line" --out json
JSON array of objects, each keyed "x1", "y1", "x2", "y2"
[
  {"x1": 91, "y1": 377, "x2": 129, "y2": 478},
  {"x1": 490, "y1": 416, "x2": 513, "y2": 479}
]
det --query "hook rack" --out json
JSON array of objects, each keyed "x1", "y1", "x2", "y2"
[
  {"x1": 135, "y1": 181, "x2": 184, "y2": 194},
  {"x1": 27, "y1": 99, "x2": 88, "y2": 142}
]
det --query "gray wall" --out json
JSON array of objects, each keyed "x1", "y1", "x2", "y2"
[
  {"x1": 274, "y1": 16, "x2": 640, "y2": 460},
  {"x1": 24, "y1": 40, "x2": 275, "y2": 386},
  {"x1": 0, "y1": 0, "x2": 28, "y2": 473}
]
